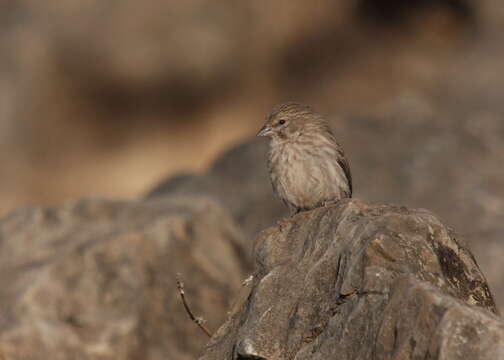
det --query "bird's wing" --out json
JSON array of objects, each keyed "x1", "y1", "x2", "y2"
[{"x1": 337, "y1": 147, "x2": 353, "y2": 196}]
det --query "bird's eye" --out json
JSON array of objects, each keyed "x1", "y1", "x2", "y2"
[{"x1": 279, "y1": 120, "x2": 286, "y2": 125}]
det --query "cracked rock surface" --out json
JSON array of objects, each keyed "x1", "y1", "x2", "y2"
[{"x1": 199, "y1": 199, "x2": 503, "y2": 360}]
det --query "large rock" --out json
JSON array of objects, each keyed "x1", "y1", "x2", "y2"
[
  {"x1": 199, "y1": 199, "x2": 501, "y2": 359},
  {"x1": 0, "y1": 196, "x2": 249, "y2": 360},
  {"x1": 147, "y1": 139, "x2": 288, "y2": 243},
  {"x1": 332, "y1": 95, "x2": 504, "y2": 310}
]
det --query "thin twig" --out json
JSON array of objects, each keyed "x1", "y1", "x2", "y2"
[{"x1": 176, "y1": 273, "x2": 212, "y2": 338}]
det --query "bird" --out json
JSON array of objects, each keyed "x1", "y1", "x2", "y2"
[{"x1": 257, "y1": 102, "x2": 352, "y2": 214}]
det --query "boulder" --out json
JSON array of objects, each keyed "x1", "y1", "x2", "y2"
[
  {"x1": 199, "y1": 199, "x2": 501, "y2": 359},
  {"x1": 146, "y1": 139, "x2": 289, "y2": 244},
  {"x1": 0, "y1": 196, "x2": 248, "y2": 360}
]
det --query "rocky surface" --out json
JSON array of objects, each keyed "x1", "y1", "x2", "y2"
[
  {"x1": 332, "y1": 96, "x2": 504, "y2": 311},
  {"x1": 0, "y1": 196, "x2": 249, "y2": 360},
  {"x1": 199, "y1": 199, "x2": 502, "y2": 359}
]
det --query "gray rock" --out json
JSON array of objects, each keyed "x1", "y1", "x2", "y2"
[
  {"x1": 199, "y1": 199, "x2": 501, "y2": 360},
  {"x1": 147, "y1": 139, "x2": 289, "y2": 244},
  {"x1": 0, "y1": 196, "x2": 248, "y2": 360}
]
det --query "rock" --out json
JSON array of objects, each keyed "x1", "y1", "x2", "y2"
[
  {"x1": 198, "y1": 199, "x2": 501, "y2": 359},
  {"x1": 0, "y1": 196, "x2": 248, "y2": 360},
  {"x1": 146, "y1": 139, "x2": 289, "y2": 243},
  {"x1": 332, "y1": 95, "x2": 504, "y2": 310}
]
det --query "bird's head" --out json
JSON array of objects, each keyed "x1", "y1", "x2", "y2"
[{"x1": 256, "y1": 102, "x2": 323, "y2": 142}]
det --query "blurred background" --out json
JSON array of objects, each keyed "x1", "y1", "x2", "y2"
[{"x1": 1, "y1": 1, "x2": 504, "y2": 308}]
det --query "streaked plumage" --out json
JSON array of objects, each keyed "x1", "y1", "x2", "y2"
[{"x1": 257, "y1": 102, "x2": 352, "y2": 214}]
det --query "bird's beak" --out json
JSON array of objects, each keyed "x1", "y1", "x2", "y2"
[{"x1": 256, "y1": 125, "x2": 272, "y2": 137}]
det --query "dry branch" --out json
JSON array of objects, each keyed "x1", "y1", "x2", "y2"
[{"x1": 176, "y1": 273, "x2": 212, "y2": 338}]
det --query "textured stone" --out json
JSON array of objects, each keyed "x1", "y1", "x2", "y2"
[
  {"x1": 0, "y1": 196, "x2": 248, "y2": 360},
  {"x1": 199, "y1": 199, "x2": 501, "y2": 360}
]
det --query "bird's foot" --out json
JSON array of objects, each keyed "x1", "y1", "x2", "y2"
[{"x1": 276, "y1": 217, "x2": 291, "y2": 231}]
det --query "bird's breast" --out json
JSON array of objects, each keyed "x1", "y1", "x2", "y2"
[{"x1": 269, "y1": 141, "x2": 350, "y2": 208}]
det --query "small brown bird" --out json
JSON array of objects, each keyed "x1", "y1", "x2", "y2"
[{"x1": 257, "y1": 102, "x2": 352, "y2": 214}]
